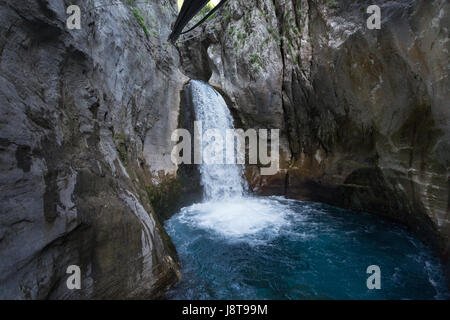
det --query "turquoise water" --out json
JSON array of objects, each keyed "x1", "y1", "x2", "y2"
[{"x1": 164, "y1": 196, "x2": 449, "y2": 300}]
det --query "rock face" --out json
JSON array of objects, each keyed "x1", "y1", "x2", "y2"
[
  {"x1": 0, "y1": 0, "x2": 184, "y2": 299},
  {"x1": 1, "y1": 0, "x2": 449, "y2": 299},
  {"x1": 179, "y1": 0, "x2": 450, "y2": 277}
]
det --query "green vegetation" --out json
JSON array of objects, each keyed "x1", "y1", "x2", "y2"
[
  {"x1": 249, "y1": 53, "x2": 259, "y2": 65},
  {"x1": 143, "y1": 176, "x2": 182, "y2": 217},
  {"x1": 114, "y1": 132, "x2": 128, "y2": 165},
  {"x1": 223, "y1": 7, "x2": 231, "y2": 21},
  {"x1": 131, "y1": 6, "x2": 150, "y2": 38},
  {"x1": 249, "y1": 53, "x2": 264, "y2": 73},
  {"x1": 328, "y1": 1, "x2": 337, "y2": 9}
]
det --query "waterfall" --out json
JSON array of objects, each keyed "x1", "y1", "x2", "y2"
[{"x1": 189, "y1": 80, "x2": 246, "y2": 200}]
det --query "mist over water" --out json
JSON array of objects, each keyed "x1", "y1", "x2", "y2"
[
  {"x1": 166, "y1": 197, "x2": 449, "y2": 299},
  {"x1": 164, "y1": 81, "x2": 449, "y2": 300},
  {"x1": 174, "y1": 197, "x2": 291, "y2": 239}
]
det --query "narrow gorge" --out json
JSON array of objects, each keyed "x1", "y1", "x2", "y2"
[{"x1": 0, "y1": 0, "x2": 448, "y2": 299}]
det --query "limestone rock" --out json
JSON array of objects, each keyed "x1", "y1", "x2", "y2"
[
  {"x1": 0, "y1": 0, "x2": 184, "y2": 299},
  {"x1": 179, "y1": 0, "x2": 450, "y2": 281}
]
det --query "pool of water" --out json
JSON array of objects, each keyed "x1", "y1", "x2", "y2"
[{"x1": 164, "y1": 196, "x2": 449, "y2": 300}]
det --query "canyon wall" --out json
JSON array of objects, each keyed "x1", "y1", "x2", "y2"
[
  {"x1": 0, "y1": 0, "x2": 448, "y2": 299},
  {"x1": 0, "y1": 0, "x2": 184, "y2": 299},
  {"x1": 179, "y1": 0, "x2": 450, "y2": 273}
]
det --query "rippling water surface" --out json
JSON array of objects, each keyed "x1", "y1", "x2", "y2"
[
  {"x1": 164, "y1": 196, "x2": 449, "y2": 300},
  {"x1": 169, "y1": 80, "x2": 450, "y2": 300}
]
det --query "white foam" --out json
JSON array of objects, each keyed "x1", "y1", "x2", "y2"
[
  {"x1": 178, "y1": 197, "x2": 293, "y2": 239},
  {"x1": 184, "y1": 82, "x2": 295, "y2": 242}
]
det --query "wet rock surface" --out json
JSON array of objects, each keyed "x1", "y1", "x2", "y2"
[
  {"x1": 179, "y1": 0, "x2": 450, "y2": 280},
  {"x1": 1, "y1": 0, "x2": 449, "y2": 298},
  {"x1": 0, "y1": 0, "x2": 184, "y2": 299}
]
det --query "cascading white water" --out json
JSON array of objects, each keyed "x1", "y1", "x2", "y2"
[
  {"x1": 190, "y1": 80, "x2": 246, "y2": 200},
  {"x1": 182, "y1": 80, "x2": 287, "y2": 238},
  {"x1": 166, "y1": 82, "x2": 449, "y2": 300}
]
